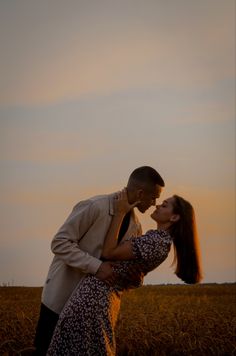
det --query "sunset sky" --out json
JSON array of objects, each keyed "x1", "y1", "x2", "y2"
[{"x1": 0, "y1": 0, "x2": 235, "y2": 286}]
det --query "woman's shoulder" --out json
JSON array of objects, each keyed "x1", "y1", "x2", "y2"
[
  {"x1": 126, "y1": 229, "x2": 172, "y2": 245},
  {"x1": 130, "y1": 228, "x2": 172, "y2": 266},
  {"x1": 145, "y1": 229, "x2": 172, "y2": 241}
]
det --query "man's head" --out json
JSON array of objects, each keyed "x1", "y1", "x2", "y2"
[{"x1": 126, "y1": 166, "x2": 165, "y2": 213}]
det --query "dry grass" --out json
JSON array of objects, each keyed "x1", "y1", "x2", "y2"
[
  {"x1": 116, "y1": 284, "x2": 236, "y2": 356},
  {"x1": 0, "y1": 284, "x2": 235, "y2": 355}
]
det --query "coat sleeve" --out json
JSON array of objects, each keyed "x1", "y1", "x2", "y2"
[{"x1": 51, "y1": 200, "x2": 102, "y2": 275}]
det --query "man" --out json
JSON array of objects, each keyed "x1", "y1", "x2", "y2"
[{"x1": 34, "y1": 166, "x2": 164, "y2": 355}]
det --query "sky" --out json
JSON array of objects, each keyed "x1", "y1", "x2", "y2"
[{"x1": 0, "y1": 0, "x2": 235, "y2": 286}]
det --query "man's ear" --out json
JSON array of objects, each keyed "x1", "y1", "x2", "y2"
[
  {"x1": 136, "y1": 189, "x2": 144, "y2": 200},
  {"x1": 170, "y1": 214, "x2": 180, "y2": 223}
]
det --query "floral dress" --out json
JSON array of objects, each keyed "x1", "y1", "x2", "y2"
[{"x1": 47, "y1": 229, "x2": 172, "y2": 356}]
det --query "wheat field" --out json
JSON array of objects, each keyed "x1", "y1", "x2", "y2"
[{"x1": 0, "y1": 284, "x2": 235, "y2": 355}]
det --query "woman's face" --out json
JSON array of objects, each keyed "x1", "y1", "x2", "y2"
[{"x1": 150, "y1": 196, "x2": 177, "y2": 224}]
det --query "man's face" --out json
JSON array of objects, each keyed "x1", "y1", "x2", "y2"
[{"x1": 136, "y1": 184, "x2": 163, "y2": 213}]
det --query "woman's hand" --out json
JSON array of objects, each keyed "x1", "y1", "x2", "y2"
[
  {"x1": 114, "y1": 188, "x2": 140, "y2": 216},
  {"x1": 102, "y1": 188, "x2": 140, "y2": 260}
]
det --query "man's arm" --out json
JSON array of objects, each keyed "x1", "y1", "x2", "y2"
[
  {"x1": 51, "y1": 200, "x2": 102, "y2": 275},
  {"x1": 51, "y1": 199, "x2": 117, "y2": 283}
]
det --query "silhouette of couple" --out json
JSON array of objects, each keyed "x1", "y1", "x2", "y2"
[{"x1": 34, "y1": 166, "x2": 202, "y2": 355}]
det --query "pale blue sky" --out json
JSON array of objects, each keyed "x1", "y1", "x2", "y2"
[{"x1": 0, "y1": 0, "x2": 235, "y2": 286}]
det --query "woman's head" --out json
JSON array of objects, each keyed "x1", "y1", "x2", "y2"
[
  {"x1": 151, "y1": 195, "x2": 202, "y2": 284},
  {"x1": 150, "y1": 196, "x2": 180, "y2": 227}
]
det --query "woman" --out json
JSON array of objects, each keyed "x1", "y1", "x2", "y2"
[{"x1": 47, "y1": 190, "x2": 202, "y2": 356}]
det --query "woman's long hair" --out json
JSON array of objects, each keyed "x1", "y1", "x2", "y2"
[{"x1": 169, "y1": 195, "x2": 202, "y2": 284}]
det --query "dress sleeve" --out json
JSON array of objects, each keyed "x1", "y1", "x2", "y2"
[{"x1": 130, "y1": 231, "x2": 172, "y2": 271}]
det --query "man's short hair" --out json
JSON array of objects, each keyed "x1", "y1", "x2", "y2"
[{"x1": 128, "y1": 166, "x2": 165, "y2": 189}]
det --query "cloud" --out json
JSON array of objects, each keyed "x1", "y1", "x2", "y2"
[
  {"x1": 0, "y1": 123, "x2": 110, "y2": 164},
  {"x1": 0, "y1": 1, "x2": 235, "y2": 285},
  {"x1": 0, "y1": 0, "x2": 234, "y2": 106}
]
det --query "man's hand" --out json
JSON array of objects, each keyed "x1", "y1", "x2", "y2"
[
  {"x1": 95, "y1": 261, "x2": 117, "y2": 286},
  {"x1": 124, "y1": 264, "x2": 145, "y2": 289}
]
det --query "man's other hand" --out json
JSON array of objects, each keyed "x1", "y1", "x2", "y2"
[
  {"x1": 95, "y1": 261, "x2": 116, "y2": 286},
  {"x1": 125, "y1": 264, "x2": 145, "y2": 288}
]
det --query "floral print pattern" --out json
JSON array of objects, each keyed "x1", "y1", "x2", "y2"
[{"x1": 47, "y1": 229, "x2": 172, "y2": 356}]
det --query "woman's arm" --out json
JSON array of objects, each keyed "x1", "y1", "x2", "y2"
[
  {"x1": 102, "y1": 215, "x2": 136, "y2": 260},
  {"x1": 101, "y1": 189, "x2": 139, "y2": 261}
]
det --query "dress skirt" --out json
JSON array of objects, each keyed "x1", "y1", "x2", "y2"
[
  {"x1": 47, "y1": 229, "x2": 172, "y2": 356},
  {"x1": 47, "y1": 275, "x2": 122, "y2": 356}
]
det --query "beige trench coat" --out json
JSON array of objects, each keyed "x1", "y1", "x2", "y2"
[{"x1": 41, "y1": 193, "x2": 142, "y2": 314}]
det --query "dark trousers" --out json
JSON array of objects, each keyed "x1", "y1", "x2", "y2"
[{"x1": 34, "y1": 303, "x2": 59, "y2": 356}]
